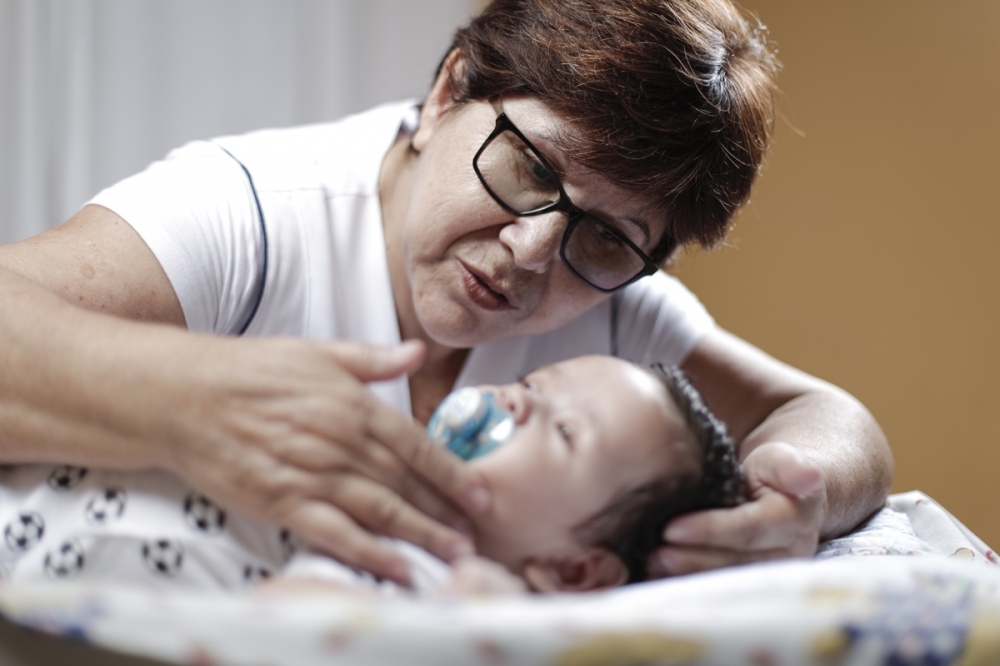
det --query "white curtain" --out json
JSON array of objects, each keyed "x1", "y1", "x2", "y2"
[{"x1": 0, "y1": 0, "x2": 478, "y2": 244}]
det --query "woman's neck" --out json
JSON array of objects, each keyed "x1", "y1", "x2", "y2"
[{"x1": 379, "y1": 132, "x2": 469, "y2": 423}]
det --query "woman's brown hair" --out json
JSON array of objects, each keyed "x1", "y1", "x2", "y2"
[{"x1": 445, "y1": 0, "x2": 779, "y2": 263}]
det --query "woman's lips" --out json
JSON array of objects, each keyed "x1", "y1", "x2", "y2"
[{"x1": 460, "y1": 262, "x2": 518, "y2": 312}]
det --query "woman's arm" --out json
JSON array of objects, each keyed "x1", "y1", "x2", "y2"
[
  {"x1": 0, "y1": 205, "x2": 490, "y2": 584},
  {"x1": 651, "y1": 327, "x2": 893, "y2": 575}
]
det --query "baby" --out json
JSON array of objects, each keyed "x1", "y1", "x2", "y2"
[{"x1": 0, "y1": 356, "x2": 744, "y2": 594}]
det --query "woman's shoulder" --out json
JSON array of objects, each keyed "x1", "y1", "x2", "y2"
[
  {"x1": 205, "y1": 100, "x2": 418, "y2": 197},
  {"x1": 613, "y1": 272, "x2": 716, "y2": 365},
  {"x1": 618, "y1": 272, "x2": 712, "y2": 320}
]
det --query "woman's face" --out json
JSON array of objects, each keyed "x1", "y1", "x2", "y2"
[{"x1": 390, "y1": 91, "x2": 666, "y2": 349}]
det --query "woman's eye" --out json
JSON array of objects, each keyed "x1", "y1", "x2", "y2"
[
  {"x1": 530, "y1": 159, "x2": 555, "y2": 184},
  {"x1": 518, "y1": 151, "x2": 557, "y2": 189},
  {"x1": 598, "y1": 227, "x2": 625, "y2": 247}
]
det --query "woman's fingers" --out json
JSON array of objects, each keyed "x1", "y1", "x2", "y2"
[
  {"x1": 320, "y1": 473, "x2": 474, "y2": 563},
  {"x1": 649, "y1": 544, "x2": 790, "y2": 577},
  {"x1": 651, "y1": 442, "x2": 824, "y2": 579},
  {"x1": 664, "y1": 490, "x2": 816, "y2": 552},
  {"x1": 322, "y1": 339, "x2": 426, "y2": 383},
  {"x1": 167, "y1": 336, "x2": 493, "y2": 582},
  {"x1": 365, "y1": 397, "x2": 493, "y2": 516},
  {"x1": 321, "y1": 338, "x2": 493, "y2": 518},
  {"x1": 283, "y1": 501, "x2": 413, "y2": 586}
]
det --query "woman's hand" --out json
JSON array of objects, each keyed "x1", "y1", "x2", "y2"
[
  {"x1": 0, "y1": 209, "x2": 491, "y2": 587},
  {"x1": 657, "y1": 327, "x2": 893, "y2": 578},
  {"x1": 649, "y1": 442, "x2": 824, "y2": 576},
  {"x1": 160, "y1": 336, "x2": 491, "y2": 586}
]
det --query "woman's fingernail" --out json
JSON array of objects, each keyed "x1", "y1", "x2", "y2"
[
  {"x1": 451, "y1": 518, "x2": 475, "y2": 539},
  {"x1": 447, "y1": 540, "x2": 475, "y2": 561},
  {"x1": 657, "y1": 552, "x2": 676, "y2": 575},
  {"x1": 466, "y1": 485, "x2": 492, "y2": 513},
  {"x1": 664, "y1": 522, "x2": 691, "y2": 542},
  {"x1": 391, "y1": 559, "x2": 412, "y2": 585}
]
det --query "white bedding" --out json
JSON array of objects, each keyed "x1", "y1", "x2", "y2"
[{"x1": 1, "y1": 491, "x2": 998, "y2": 666}]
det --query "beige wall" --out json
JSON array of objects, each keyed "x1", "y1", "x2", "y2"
[{"x1": 671, "y1": 1, "x2": 1000, "y2": 546}]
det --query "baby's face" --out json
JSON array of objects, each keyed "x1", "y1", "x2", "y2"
[{"x1": 467, "y1": 356, "x2": 698, "y2": 574}]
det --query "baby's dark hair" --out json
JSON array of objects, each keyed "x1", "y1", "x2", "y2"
[{"x1": 572, "y1": 363, "x2": 746, "y2": 583}]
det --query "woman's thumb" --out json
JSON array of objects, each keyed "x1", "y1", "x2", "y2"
[
  {"x1": 751, "y1": 442, "x2": 824, "y2": 498},
  {"x1": 325, "y1": 339, "x2": 427, "y2": 382}
]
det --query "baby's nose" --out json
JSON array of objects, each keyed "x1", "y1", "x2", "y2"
[{"x1": 496, "y1": 385, "x2": 531, "y2": 425}]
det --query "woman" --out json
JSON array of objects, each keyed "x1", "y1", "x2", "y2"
[{"x1": 0, "y1": 0, "x2": 891, "y2": 585}]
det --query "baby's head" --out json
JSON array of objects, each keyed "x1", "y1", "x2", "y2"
[{"x1": 465, "y1": 355, "x2": 744, "y2": 592}]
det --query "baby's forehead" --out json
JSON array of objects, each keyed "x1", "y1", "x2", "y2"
[
  {"x1": 642, "y1": 368, "x2": 705, "y2": 477},
  {"x1": 597, "y1": 366, "x2": 699, "y2": 472}
]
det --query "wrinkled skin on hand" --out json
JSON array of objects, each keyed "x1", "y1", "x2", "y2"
[
  {"x1": 157, "y1": 336, "x2": 490, "y2": 585},
  {"x1": 649, "y1": 442, "x2": 824, "y2": 576}
]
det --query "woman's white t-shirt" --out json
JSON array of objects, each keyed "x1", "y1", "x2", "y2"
[{"x1": 88, "y1": 100, "x2": 715, "y2": 416}]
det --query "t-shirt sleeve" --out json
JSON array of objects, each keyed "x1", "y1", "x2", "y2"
[
  {"x1": 87, "y1": 141, "x2": 264, "y2": 334},
  {"x1": 614, "y1": 272, "x2": 716, "y2": 367}
]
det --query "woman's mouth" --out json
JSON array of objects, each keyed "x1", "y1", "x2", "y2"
[{"x1": 460, "y1": 262, "x2": 517, "y2": 312}]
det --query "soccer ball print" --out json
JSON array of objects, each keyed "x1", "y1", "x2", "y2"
[
  {"x1": 184, "y1": 493, "x2": 226, "y2": 533},
  {"x1": 44, "y1": 540, "x2": 85, "y2": 579},
  {"x1": 243, "y1": 564, "x2": 272, "y2": 584},
  {"x1": 280, "y1": 528, "x2": 303, "y2": 561},
  {"x1": 142, "y1": 539, "x2": 184, "y2": 577},
  {"x1": 85, "y1": 488, "x2": 127, "y2": 524},
  {"x1": 4, "y1": 512, "x2": 44, "y2": 551},
  {"x1": 46, "y1": 465, "x2": 89, "y2": 491}
]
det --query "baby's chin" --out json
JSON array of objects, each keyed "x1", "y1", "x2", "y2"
[{"x1": 468, "y1": 526, "x2": 520, "y2": 574}]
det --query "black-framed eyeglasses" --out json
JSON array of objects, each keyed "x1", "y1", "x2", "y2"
[{"x1": 472, "y1": 99, "x2": 659, "y2": 293}]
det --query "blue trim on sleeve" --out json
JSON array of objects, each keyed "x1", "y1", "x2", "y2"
[{"x1": 210, "y1": 142, "x2": 268, "y2": 336}]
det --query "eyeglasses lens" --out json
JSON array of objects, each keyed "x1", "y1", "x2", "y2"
[
  {"x1": 477, "y1": 129, "x2": 647, "y2": 291},
  {"x1": 562, "y1": 215, "x2": 647, "y2": 291},
  {"x1": 475, "y1": 130, "x2": 561, "y2": 214}
]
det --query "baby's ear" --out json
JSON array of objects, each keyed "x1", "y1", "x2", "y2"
[{"x1": 522, "y1": 549, "x2": 628, "y2": 593}]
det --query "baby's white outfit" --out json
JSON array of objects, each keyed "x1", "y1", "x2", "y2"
[{"x1": 0, "y1": 465, "x2": 448, "y2": 594}]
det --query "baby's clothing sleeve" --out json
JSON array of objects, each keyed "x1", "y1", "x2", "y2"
[{"x1": 281, "y1": 540, "x2": 451, "y2": 595}]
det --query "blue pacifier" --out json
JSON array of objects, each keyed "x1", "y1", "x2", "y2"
[{"x1": 427, "y1": 387, "x2": 515, "y2": 461}]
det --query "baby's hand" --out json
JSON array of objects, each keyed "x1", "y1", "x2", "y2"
[{"x1": 436, "y1": 555, "x2": 527, "y2": 597}]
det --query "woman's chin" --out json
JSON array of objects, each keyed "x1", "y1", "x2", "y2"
[{"x1": 417, "y1": 303, "x2": 509, "y2": 349}]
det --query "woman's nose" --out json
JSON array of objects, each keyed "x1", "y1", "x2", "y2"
[{"x1": 498, "y1": 211, "x2": 566, "y2": 274}]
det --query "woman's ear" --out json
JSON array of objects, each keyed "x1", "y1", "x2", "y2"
[
  {"x1": 522, "y1": 549, "x2": 628, "y2": 593},
  {"x1": 412, "y1": 48, "x2": 466, "y2": 153}
]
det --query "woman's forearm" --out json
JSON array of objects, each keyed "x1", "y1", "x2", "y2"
[
  {"x1": 0, "y1": 259, "x2": 487, "y2": 583},
  {"x1": 678, "y1": 326, "x2": 894, "y2": 559},
  {"x1": 738, "y1": 387, "x2": 893, "y2": 540},
  {"x1": 0, "y1": 264, "x2": 180, "y2": 469}
]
